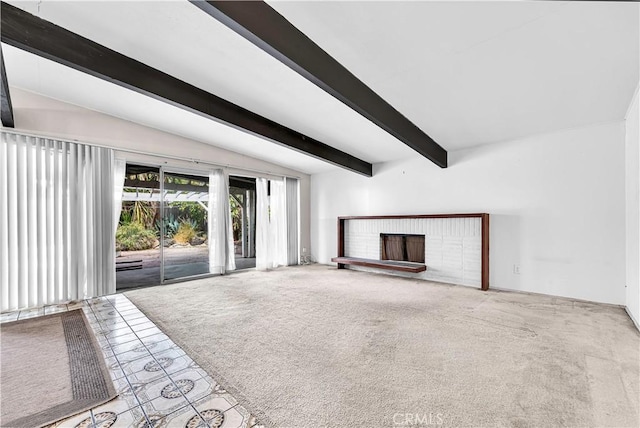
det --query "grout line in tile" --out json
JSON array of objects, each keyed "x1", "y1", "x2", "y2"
[
  {"x1": 89, "y1": 408, "x2": 97, "y2": 427},
  {"x1": 110, "y1": 310, "x2": 205, "y2": 416},
  {"x1": 127, "y1": 317, "x2": 155, "y2": 327},
  {"x1": 100, "y1": 300, "x2": 171, "y2": 427},
  {"x1": 187, "y1": 403, "x2": 211, "y2": 428},
  {"x1": 85, "y1": 301, "x2": 155, "y2": 428}
]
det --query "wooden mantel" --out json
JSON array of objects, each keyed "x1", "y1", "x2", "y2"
[{"x1": 332, "y1": 213, "x2": 490, "y2": 291}]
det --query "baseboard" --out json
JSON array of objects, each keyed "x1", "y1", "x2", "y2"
[
  {"x1": 625, "y1": 307, "x2": 640, "y2": 332},
  {"x1": 488, "y1": 286, "x2": 625, "y2": 308}
]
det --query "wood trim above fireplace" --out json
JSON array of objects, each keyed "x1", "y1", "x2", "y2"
[
  {"x1": 338, "y1": 213, "x2": 488, "y2": 220},
  {"x1": 334, "y1": 213, "x2": 490, "y2": 291}
]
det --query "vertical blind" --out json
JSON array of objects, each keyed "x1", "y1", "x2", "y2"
[{"x1": 0, "y1": 132, "x2": 116, "y2": 312}]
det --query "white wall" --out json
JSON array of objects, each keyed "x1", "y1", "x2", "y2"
[
  {"x1": 312, "y1": 121, "x2": 627, "y2": 305},
  {"x1": 625, "y1": 85, "x2": 640, "y2": 326},
  {"x1": 8, "y1": 88, "x2": 311, "y2": 257}
]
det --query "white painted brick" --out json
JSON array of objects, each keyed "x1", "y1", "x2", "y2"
[{"x1": 343, "y1": 217, "x2": 482, "y2": 287}]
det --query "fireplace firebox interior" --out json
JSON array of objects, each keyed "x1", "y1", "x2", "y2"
[{"x1": 380, "y1": 234, "x2": 425, "y2": 263}]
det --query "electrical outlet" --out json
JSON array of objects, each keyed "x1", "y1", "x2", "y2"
[{"x1": 513, "y1": 264, "x2": 521, "y2": 275}]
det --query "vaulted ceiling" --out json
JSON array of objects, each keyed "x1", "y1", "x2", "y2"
[{"x1": 2, "y1": 1, "x2": 638, "y2": 175}]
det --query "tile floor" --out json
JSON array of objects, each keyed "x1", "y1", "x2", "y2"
[{"x1": 1, "y1": 295, "x2": 264, "y2": 428}]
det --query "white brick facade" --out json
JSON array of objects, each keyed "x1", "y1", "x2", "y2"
[{"x1": 344, "y1": 217, "x2": 482, "y2": 287}]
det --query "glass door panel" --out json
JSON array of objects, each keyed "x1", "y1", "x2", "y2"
[
  {"x1": 229, "y1": 175, "x2": 256, "y2": 270},
  {"x1": 161, "y1": 170, "x2": 210, "y2": 282},
  {"x1": 116, "y1": 164, "x2": 161, "y2": 290}
]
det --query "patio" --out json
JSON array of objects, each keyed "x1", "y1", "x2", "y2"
[{"x1": 116, "y1": 247, "x2": 256, "y2": 290}]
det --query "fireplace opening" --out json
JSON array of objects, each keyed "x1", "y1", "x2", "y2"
[{"x1": 380, "y1": 234, "x2": 425, "y2": 263}]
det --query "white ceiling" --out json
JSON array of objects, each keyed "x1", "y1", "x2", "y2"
[
  {"x1": 3, "y1": 0, "x2": 639, "y2": 174},
  {"x1": 3, "y1": 45, "x2": 335, "y2": 174},
  {"x1": 270, "y1": 0, "x2": 639, "y2": 149}
]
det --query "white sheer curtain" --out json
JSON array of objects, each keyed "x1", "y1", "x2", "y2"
[
  {"x1": 255, "y1": 177, "x2": 287, "y2": 270},
  {"x1": 208, "y1": 169, "x2": 236, "y2": 274},
  {"x1": 270, "y1": 179, "x2": 287, "y2": 268},
  {"x1": 1, "y1": 132, "x2": 115, "y2": 312},
  {"x1": 285, "y1": 177, "x2": 299, "y2": 266},
  {"x1": 113, "y1": 159, "x2": 126, "y2": 235},
  {"x1": 255, "y1": 178, "x2": 269, "y2": 270}
]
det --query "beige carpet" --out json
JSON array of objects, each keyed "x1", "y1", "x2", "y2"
[
  {"x1": 126, "y1": 265, "x2": 640, "y2": 428},
  {"x1": 1, "y1": 310, "x2": 116, "y2": 428}
]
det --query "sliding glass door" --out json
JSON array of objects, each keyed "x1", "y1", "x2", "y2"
[
  {"x1": 116, "y1": 165, "x2": 212, "y2": 289},
  {"x1": 161, "y1": 169, "x2": 210, "y2": 282},
  {"x1": 116, "y1": 165, "x2": 161, "y2": 290}
]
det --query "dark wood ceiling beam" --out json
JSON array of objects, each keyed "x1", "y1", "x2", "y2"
[
  {"x1": 190, "y1": 0, "x2": 448, "y2": 168},
  {"x1": 0, "y1": 2, "x2": 372, "y2": 176},
  {"x1": 0, "y1": 45, "x2": 14, "y2": 128}
]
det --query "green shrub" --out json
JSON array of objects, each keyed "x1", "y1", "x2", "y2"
[
  {"x1": 173, "y1": 202, "x2": 207, "y2": 230},
  {"x1": 120, "y1": 200, "x2": 157, "y2": 229},
  {"x1": 156, "y1": 214, "x2": 180, "y2": 238},
  {"x1": 174, "y1": 220, "x2": 197, "y2": 244},
  {"x1": 116, "y1": 222, "x2": 157, "y2": 251}
]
